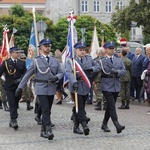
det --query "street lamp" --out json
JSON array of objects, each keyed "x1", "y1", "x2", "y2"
[
  {"x1": 130, "y1": 21, "x2": 137, "y2": 41},
  {"x1": 81, "y1": 27, "x2": 86, "y2": 42},
  {"x1": 37, "y1": 20, "x2": 47, "y2": 41}
]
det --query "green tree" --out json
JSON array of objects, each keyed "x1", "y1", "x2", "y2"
[
  {"x1": 111, "y1": 0, "x2": 150, "y2": 44},
  {"x1": 54, "y1": 15, "x2": 117, "y2": 52},
  {"x1": 0, "y1": 4, "x2": 54, "y2": 54}
]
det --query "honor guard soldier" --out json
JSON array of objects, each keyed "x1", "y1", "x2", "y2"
[
  {"x1": 66, "y1": 41, "x2": 100, "y2": 136},
  {"x1": 100, "y1": 41, "x2": 126, "y2": 133},
  {"x1": 15, "y1": 39, "x2": 63, "y2": 140},
  {"x1": 0, "y1": 47, "x2": 26, "y2": 130}
]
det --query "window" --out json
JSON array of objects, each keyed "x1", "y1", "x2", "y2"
[
  {"x1": 94, "y1": 1, "x2": 100, "y2": 12},
  {"x1": 117, "y1": 2, "x2": 124, "y2": 10},
  {"x1": 106, "y1": 1, "x2": 112, "y2": 13},
  {"x1": 81, "y1": 0, "x2": 88, "y2": 12}
]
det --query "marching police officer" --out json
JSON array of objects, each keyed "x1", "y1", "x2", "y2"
[
  {"x1": 0, "y1": 47, "x2": 26, "y2": 130},
  {"x1": 15, "y1": 39, "x2": 63, "y2": 140},
  {"x1": 66, "y1": 41, "x2": 100, "y2": 136},
  {"x1": 100, "y1": 41, "x2": 126, "y2": 134}
]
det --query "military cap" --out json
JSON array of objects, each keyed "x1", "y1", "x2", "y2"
[
  {"x1": 74, "y1": 41, "x2": 86, "y2": 49},
  {"x1": 20, "y1": 53, "x2": 26, "y2": 59},
  {"x1": 116, "y1": 48, "x2": 122, "y2": 53},
  {"x1": 103, "y1": 41, "x2": 115, "y2": 48},
  {"x1": 38, "y1": 38, "x2": 52, "y2": 47},
  {"x1": 9, "y1": 46, "x2": 21, "y2": 52}
]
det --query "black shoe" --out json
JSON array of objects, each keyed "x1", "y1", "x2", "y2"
[
  {"x1": 86, "y1": 101, "x2": 92, "y2": 104},
  {"x1": 9, "y1": 119, "x2": 18, "y2": 130},
  {"x1": 46, "y1": 125, "x2": 54, "y2": 140},
  {"x1": 118, "y1": 105, "x2": 126, "y2": 109},
  {"x1": 73, "y1": 127, "x2": 83, "y2": 134},
  {"x1": 113, "y1": 121, "x2": 125, "y2": 134},
  {"x1": 95, "y1": 105, "x2": 102, "y2": 111},
  {"x1": 40, "y1": 130, "x2": 54, "y2": 140},
  {"x1": 50, "y1": 123, "x2": 55, "y2": 127},
  {"x1": 35, "y1": 116, "x2": 42, "y2": 125},
  {"x1": 81, "y1": 121, "x2": 90, "y2": 136},
  {"x1": 85, "y1": 117, "x2": 90, "y2": 124},
  {"x1": 0, "y1": 101, "x2": 3, "y2": 109},
  {"x1": 26, "y1": 101, "x2": 33, "y2": 110},
  {"x1": 101, "y1": 124, "x2": 110, "y2": 132},
  {"x1": 56, "y1": 101, "x2": 62, "y2": 104},
  {"x1": 2, "y1": 102, "x2": 9, "y2": 111}
]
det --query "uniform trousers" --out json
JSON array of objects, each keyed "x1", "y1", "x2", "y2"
[
  {"x1": 37, "y1": 95, "x2": 54, "y2": 126},
  {"x1": 102, "y1": 91, "x2": 118, "y2": 123},
  {"x1": 71, "y1": 93, "x2": 88, "y2": 123},
  {"x1": 5, "y1": 90, "x2": 21, "y2": 119}
]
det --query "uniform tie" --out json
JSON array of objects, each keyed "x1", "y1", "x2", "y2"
[
  {"x1": 110, "y1": 57, "x2": 113, "y2": 64},
  {"x1": 46, "y1": 56, "x2": 49, "y2": 63},
  {"x1": 81, "y1": 58, "x2": 83, "y2": 64},
  {"x1": 14, "y1": 60, "x2": 17, "y2": 65}
]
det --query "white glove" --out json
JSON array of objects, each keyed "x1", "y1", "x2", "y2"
[
  {"x1": 1, "y1": 75, "x2": 5, "y2": 81},
  {"x1": 141, "y1": 69, "x2": 147, "y2": 80}
]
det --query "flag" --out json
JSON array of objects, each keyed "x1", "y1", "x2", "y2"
[
  {"x1": 74, "y1": 60, "x2": 91, "y2": 88},
  {"x1": 9, "y1": 28, "x2": 17, "y2": 48},
  {"x1": 26, "y1": 22, "x2": 38, "y2": 69},
  {"x1": 90, "y1": 25, "x2": 99, "y2": 59},
  {"x1": 9, "y1": 33, "x2": 15, "y2": 48},
  {"x1": 63, "y1": 15, "x2": 77, "y2": 88},
  {"x1": 0, "y1": 29, "x2": 9, "y2": 65}
]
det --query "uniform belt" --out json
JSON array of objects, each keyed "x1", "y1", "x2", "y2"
[
  {"x1": 35, "y1": 79, "x2": 53, "y2": 84},
  {"x1": 101, "y1": 75, "x2": 119, "y2": 79}
]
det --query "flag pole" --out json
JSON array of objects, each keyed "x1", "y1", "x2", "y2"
[
  {"x1": 32, "y1": 7, "x2": 39, "y2": 55},
  {"x1": 69, "y1": 10, "x2": 78, "y2": 113}
]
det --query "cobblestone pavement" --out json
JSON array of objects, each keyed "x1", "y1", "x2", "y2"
[{"x1": 0, "y1": 98, "x2": 150, "y2": 150}]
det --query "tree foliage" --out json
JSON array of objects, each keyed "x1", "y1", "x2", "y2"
[
  {"x1": 111, "y1": 0, "x2": 150, "y2": 43},
  {"x1": 0, "y1": 4, "x2": 117, "y2": 54},
  {"x1": 54, "y1": 15, "x2": 117, "y2": 51}
]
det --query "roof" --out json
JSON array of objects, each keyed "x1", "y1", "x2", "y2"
[{"x1": 0, "y1": 0, "x2": 45, "y2": 4}]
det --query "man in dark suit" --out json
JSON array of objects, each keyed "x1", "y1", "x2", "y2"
[
  {"x1": 100, "y1": 41, "x2": 126, "y2": 134},
  {"x1": 131, "y1": 47, "x2": 145, "y2": 101},
  {"x1": 0, "y1": 47, "x2": 26, "y2": 130},
  {"x1": 125, "y1": 46, "x2": 134, "y2": 61}
]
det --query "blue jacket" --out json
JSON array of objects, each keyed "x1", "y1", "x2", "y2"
[
  {"x1": 127, "y1": 52, "x2": 134, "y2": 61},
  {"x1": 132, "y1": 54, "x2": 145, "y2": 77}
]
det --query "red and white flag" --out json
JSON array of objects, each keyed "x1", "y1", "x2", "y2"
[
  {"x1": 74, "y1": 59, "x2": 91, "y2": 89},
  {"x1": 0, "y1": 29, "x2": 9, "y2": 65}
]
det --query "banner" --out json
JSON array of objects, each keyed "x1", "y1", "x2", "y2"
[
  {"x1": 0, "y1": 29, "x2": 9, "y2": 65},
  {"x1": 90, "y1": 25, "x2": 99, "y2": 59},
  {"x1": 26, "y1": 22, "x2": 38, "y2": 69},
  {"x1": 63, "y1": 15, "x2": 77, "y2": 88}
]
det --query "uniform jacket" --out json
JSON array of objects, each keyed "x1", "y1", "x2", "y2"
[
  {"x1": 0, "y1": 58, "x2": 26, "y2": 91},
  {"x1": 66, "y1": 55, "x2": 100, "y2": 95},
  {"x1": 18, "y1": 55, "x2": 63, "y2": 95},
  {"x1": 120, "y1": 57, "x2": 132, "y2": 82},
  {"x1": 100, "y1": 56, "x2": 126, "y2": 92},
  {"x1": 132, "y1": 54, "x2": 145, "y2": 77}
]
